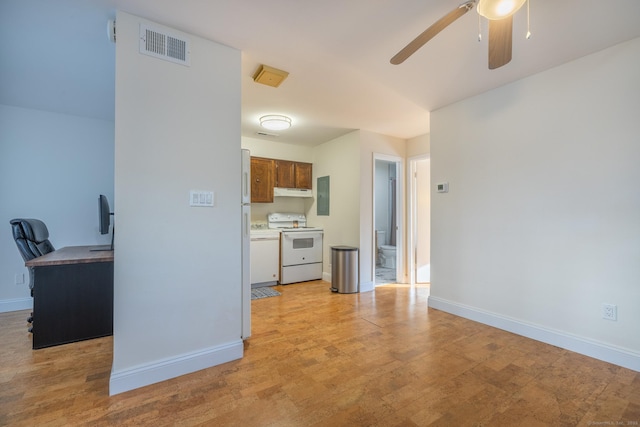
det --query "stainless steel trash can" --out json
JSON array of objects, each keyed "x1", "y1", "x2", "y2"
[{"x1": 330, "y1": 246, "x2": 359, "y2": 293}]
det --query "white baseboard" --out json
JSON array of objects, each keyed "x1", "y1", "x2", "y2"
[
  {"x1": 322, "y1": 271, "x2": 373, "y2": 293},
  {"x1": 428, "y1": 296, "x2": 640, "y2": 372},
  {"x1": 109, "y1": 340, "x2": 243, "y2": 395},
  {"x1": 0, "y1": 297, "x2": 33, "y2": 313},
  {"x1": 359, "y1": 280, "x2": 374, "y2": 293}
]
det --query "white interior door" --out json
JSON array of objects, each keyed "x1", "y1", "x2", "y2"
[
  {"x1": 409, "y1": 157, "x2": 430, "y2": 284},
  {"x1": 415, "y1": 158, "x2": 430, "y2": 283}
]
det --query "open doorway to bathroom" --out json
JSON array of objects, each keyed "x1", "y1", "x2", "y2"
[{"x1": 373, "y1": 155, "x2": 403, "y2": 285}]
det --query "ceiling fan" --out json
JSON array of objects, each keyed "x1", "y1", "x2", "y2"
[{"x1": 391, "y1": 0, "x2": 528, "y2": 69}]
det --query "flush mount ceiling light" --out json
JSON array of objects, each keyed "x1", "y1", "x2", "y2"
[
  {"x1": 477, "y1": 0, "x2": 526, "y2": 20},
  {"x1": 259, "y1": 115, "x2": 292, "y2": 131}
]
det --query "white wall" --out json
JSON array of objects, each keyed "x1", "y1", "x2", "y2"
[
  {"x1": 0, "y1": 105, "x2": 114, "y2": 312},
  {"x1": 430, "y1": 37, "x2": 640, "y2": 370},
  {"x1": 406, "y1": 133, "x2": 430, "y2": 158},
  {"x1": 414, "y1": 157, "x2": 430, "y2": 283},
  {"x1": 242, "y1": 136, "x2": 312, "y2": 162},
  {"x1": 110, "y1": 12, "x2": 242, "y2": 394},
  {"x1": 307, "y1": 131, "x2": 361, "y2": 283},
  {"x1": 407, "y1": 133, "x2": 431, "y2": 284}
]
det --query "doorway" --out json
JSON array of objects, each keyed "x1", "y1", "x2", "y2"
[
  {"x1": 408, "y1": 155, "x2": 430, "y2": 285},
  {"x1": 373, "y1": 155, "x2": 403, "y2": 285}
]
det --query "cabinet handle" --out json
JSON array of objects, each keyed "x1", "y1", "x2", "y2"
[{"x1": 256, "y1": 178, "x2": 260, "y2": 182}]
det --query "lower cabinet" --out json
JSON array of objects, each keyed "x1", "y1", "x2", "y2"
[{"x1": 250, "y1": 235, "x2": 280, "y2": 286}]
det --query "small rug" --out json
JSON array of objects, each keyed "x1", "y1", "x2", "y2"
[{"x1": 251, "y1": 287, "x2": 281, "y2": 300}]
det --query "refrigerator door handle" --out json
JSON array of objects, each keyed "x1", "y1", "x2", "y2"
[{"x1": 242, "y1": 170, "x2": 250, "y2": 201}]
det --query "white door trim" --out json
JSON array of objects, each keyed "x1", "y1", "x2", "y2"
[
  {"x1": 372, "y1": 153, "x2": 405, "y2": 284},
  {"x1": 408, "y1": 154, "x2": 430, "y2": 285}
]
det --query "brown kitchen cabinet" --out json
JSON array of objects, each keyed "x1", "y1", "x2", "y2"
[
  {"x1": 294, "y1": 162, "x2": 312, "y2": 189},
  {"x1": 275, "y1": 160, "x2": 295, "y2": 189},
  {"x1": 251, "y1": 157, "x2": 312, "y2": 203},
  {"x1": 250, "y1": 157, "x2": 275, "y2": 203},
  {"x1": 276, "y1": 160, "x2": 312, "y2": 190}
]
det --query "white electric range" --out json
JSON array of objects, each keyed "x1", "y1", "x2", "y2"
[{"x1": 267, "y1": 213, "x2": 323, "y2": 284}]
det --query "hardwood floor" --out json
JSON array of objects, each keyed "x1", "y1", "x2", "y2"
[{"x1": 1, "y1": 281, "x2": 638, "y2": 426}]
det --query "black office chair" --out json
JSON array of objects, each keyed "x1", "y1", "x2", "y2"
[{"x1": 10, "y1": 218, "x2": 55, "y2": 330}]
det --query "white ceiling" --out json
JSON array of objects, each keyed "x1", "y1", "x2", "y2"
[{"x1": 2, "y1": 0, "x2": 640, "y2": 146}]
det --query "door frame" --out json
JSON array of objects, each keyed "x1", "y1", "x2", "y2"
[
  {"x1": 372, "y1": 153, "x2": 405, "y2": 284},
  {"x1": 408, "y1": 154, "x2": 430, "y2": 285}
]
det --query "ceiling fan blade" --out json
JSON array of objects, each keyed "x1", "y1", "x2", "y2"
[
  {"x1": 390, "y1": 1, "x2": 474, "y2": 65},
  {"x1": 488, "y1": 15, "x2": 513, "y2": 69}
]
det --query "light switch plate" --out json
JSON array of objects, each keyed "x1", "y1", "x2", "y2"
[{"x1": 190, "y1": 190, "x2": 214, "y2": 207}]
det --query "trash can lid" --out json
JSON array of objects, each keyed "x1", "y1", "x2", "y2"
[{"x1": 331, "y1": 245, "x2": 358, "y2": 251}]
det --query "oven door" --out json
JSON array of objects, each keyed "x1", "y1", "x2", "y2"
[{"x1": 281, "y1": 231, "x2": 323, "y2": 266}]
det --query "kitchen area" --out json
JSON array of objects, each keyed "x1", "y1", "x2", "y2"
[
  {"x1": 242, "y1": 129, "x2": 403, "y2": 297},
  {"x1": 247, "y1": 152, "x2": 324, "y2": 288}
]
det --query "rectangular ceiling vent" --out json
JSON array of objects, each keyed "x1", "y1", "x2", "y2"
[
  {"x1": 139, "y1": 23, "x2": 190, "y2": 66},
  {"x1": 256, "y1": 131, "x2": 279, "y2": 137}
]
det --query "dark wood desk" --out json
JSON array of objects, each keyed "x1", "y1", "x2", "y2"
[{"x1": 25, "y1": 246, "x2": 114, "y2": 349}]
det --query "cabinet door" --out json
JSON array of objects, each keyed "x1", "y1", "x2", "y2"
[
  {"x1": 295, "y1": 162, "x2": 312, "y2": 189},
  {"x1": 250, "y1": 238, "x2": 280, "y2": 284},
  {"x1": 250, "y1": 157, "x2": 275, "y2": 203},
  {"x1": 275, "y1": 160, "x2": 295, "y2": 188}
]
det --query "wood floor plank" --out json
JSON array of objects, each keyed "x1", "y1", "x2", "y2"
[{"x1": 0, "y1": 281, "x2": 638, "y2": 426}]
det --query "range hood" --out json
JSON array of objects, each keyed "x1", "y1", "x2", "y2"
[{"x1": 274, "y1": 187, "x2": 313, "y2": 198}]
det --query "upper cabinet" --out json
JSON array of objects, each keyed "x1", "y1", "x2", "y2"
[
  {"x1": 251, "y1": 157, "x2": 313, "y2": 203},
  {"x1": 250, "y1": 157, "x2": 275, "y2": 203},
  {"x1": 294, "y1": 162, "x2": 312, "y2": 189},
  {"x1": 276, "y1": 160, "x2": 312, "y2": 190},
  {"x1": 275, "y1": 160, "x2": 295, "y2": 189}
]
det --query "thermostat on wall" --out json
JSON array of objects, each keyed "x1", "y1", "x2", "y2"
[{"x1": 436, "y1": 182, "x2": 449, "y2": 193}]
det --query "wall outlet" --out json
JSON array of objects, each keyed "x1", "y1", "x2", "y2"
[
  {"x1": 602, "y1": 303, "x2": 617, "y2": 321},
  {"x1": 15, "y1": 273, "x2": 25, "y2": 285}
]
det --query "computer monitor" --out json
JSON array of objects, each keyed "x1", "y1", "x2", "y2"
[
  {"x1": 99, "y1": 194, "x2": 111, "y2": 234},
  {"x1": 97, "y1": 194, "x2": 114, "y2": 251}
]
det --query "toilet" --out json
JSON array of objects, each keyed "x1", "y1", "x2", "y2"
[
  {"x1": 380, "y1": 245, "x2": 396, "y2": 268},
  {"x1": 376, "y1": 230, "x2": 396, "y2": 268}
]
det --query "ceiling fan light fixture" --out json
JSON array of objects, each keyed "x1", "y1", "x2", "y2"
[
  {"x1": 477, "y1": 0, "x2": 526, "y2": 20},
  {"x1": 260, "y1": 115, "x2": 292, "y2": 131}
]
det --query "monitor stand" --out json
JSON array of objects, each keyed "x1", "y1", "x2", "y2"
[{"x1": 90, "y1": 228, "x2": 115, "y2": 251}]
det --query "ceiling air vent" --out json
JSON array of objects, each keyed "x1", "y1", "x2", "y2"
[
  {"x1": 256, "y1": 131, "x2": 279, "y2": 137},
  {"x1": 139, "y1": 23, "x2": 190, "y2": 66}
]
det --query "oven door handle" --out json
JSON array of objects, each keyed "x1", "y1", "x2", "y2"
[
  {"x1": 251, "y1": 236, "x2": 279, "y2": 241},
  {"x1": 282, "y1": 231, "x2": 323, "y2": 240}
]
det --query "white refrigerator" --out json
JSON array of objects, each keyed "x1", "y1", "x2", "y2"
[{"x1": 241, "y1": 149, "x2": 251, "y2": 339}]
